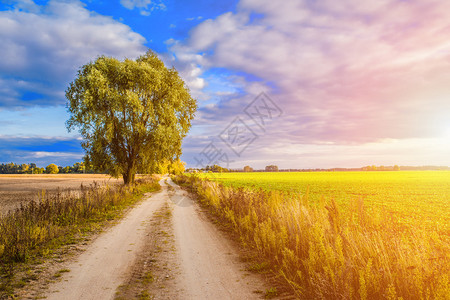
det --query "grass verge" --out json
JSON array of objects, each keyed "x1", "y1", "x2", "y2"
[
  {"x1": 0, "y1": 176, "x2": 161, "y2": 298},
  {"x1": 174, "y1": 174, "x2": 449, "y2": 300}
]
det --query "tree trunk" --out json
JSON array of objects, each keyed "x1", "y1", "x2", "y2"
[{"x1": 122, "y1": 167, "x2": 135, "y2": 185}]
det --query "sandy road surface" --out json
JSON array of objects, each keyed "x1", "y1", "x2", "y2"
[
  {"x1": 168, "y1": 179, "x2": 268, "y2": 299},
  {"x1": 45, "y1": 179, "x2": 167, "y2": 299},
  {"x1": 44, "y1": 177, "x2": 270, "y2": 300}
]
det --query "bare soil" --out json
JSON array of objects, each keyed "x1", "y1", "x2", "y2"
[{"x1": 0, "y1": 174, "x2": 121, "y2": 214}]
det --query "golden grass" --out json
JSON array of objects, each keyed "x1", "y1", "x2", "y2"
[
  {"x1": 0, "y1": 176, "x2": 161, "y2": 297},
  {"x1": 176, "y1": 174, "x2": 450, "y2": 299}
]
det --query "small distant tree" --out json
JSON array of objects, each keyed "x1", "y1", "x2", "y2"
[
  {"x1": 72, "y1": 162, "x2": 84, "y2": 173},
  {"x1": 393, "y1": 165, "x2": 400, "y2": 171},
  {"x1": 29, "y1": 163, "x2": 36, "y2": 174},
  {"x1": 210, "y1": 164, "x2": 229, "y2": 173},
  {"x1": 364, "y1": 165, "x2": 377, "y2": 171},
  {"x1": 265, "y1": 165, "x2": 279, "y2": 172},
  {"x1": 243, "y1": 165, "x2": 253, "y2": 172},
  {"x1": 46, "y1": 164, "x2": 59, "y2": 174}
]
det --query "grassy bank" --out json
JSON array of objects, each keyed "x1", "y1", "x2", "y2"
[
  {"x1": 175, "y1": 174, "x2": 449, "y2": 299},
  {"x1": 0, "y1": 176, "x2": 160, "y2": 297}
]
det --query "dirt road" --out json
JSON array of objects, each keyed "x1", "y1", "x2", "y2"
[
  {"x1": 168, "y1": 179, "x2": 268, "y2": 299},
  {"x1": 45, "y1": 179, "x2": 167, "y2": 300},
  {"x1": 44, "y1": 177, "x2": 270, "y2": 299}
]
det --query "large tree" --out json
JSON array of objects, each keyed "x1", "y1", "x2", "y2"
[{"x1": 66, "y1": 51, "x2": 197, "y2": 184}]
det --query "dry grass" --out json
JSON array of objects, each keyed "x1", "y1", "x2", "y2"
[
  {"x1": 0, "y1": 174, "x2": 121, "y2": 214},
  {"x1": 175, "y1": 174, "x2": 450, "y2": 300},
  {"x1": 0, "y1": 175, "x2": 160, "y2": 298}
]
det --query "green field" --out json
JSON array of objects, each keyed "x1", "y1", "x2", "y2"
[
  {"x1": 183, "y1": 171, "x2": 450, "y2": 298},
  {"x1": 200, "y1": 171, "x2": 450, "y2": 234}
]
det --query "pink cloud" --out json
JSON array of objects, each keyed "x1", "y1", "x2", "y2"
[
  {"x1": 172, "y1": 0, "x2": 450, "y2": 167},
  {"x1": 178, "y1": 0, "x2": 450, "y2": 143}
]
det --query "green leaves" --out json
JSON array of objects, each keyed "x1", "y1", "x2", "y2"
[{"x1": 66, "y1": 50, "x2": 197, "y2": 184}]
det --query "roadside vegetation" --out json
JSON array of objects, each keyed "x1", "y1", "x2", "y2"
[
  {"x1": 0, "y1": 176, "x2": 160, "y2": 297},
  {"x1": 199, "y1": 171, "x2": 450, "y2": 235},
  {"x1": 175, "y1": 173, "x2": 449, "y2": 299}
]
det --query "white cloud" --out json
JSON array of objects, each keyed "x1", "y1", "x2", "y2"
[
  {"x1": 188, "y1": 12, "x2": 243, "y2": 51},
  {"x1": 120, "y1": 0, "x2": 166, "y2": 16},
  {"x1": 0, "y1": 0, "x2": 147, "y2": 107},
  {"x1": 160, "y1": 43, "x2": 209, "y2": 101},
  {"x1": 32, "y1": 151, "x2": 83, "y2": 159},
  {"x1": 174, "y1": 0, "x2": 450, "y2": 146},
  {"x1": 164, "y1": 0, "x2": 450, "y2": 168},
  {"x1": 186, "y1": 16, "x2": 203, "y2": 21}
]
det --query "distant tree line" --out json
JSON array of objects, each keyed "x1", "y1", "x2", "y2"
[
  {"x1": 204, "y1": 165, "x2": 230, "y2": 173},
  {"x1": 362, "y1": 165, "x2": 400, "y2": 171},
  {"x1": 187, "y1": 164, "x2": 277, "y2": 173},
  {"x1": 186, "y1": 164, "x2": 450, "y2": 173},
  {"x1": 0, "y1": 163, "x2": 36, "y2": 174},
  {"x1": 0, "y1": 162, "x2": 94, "y2": 174},
  {"x1": 0, "y1": 160, "x2": 186, "y2": 176}
]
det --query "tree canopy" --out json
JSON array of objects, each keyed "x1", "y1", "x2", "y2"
[
  {"x1": 46, "y1": 164, "x2": 59, "y2": 174},
  {"x1": 66, "y1": 51, "x2": 197, "y2": 184},
  {"x1": 265, "y1": 165, "x2": 279, "y2": 172}
]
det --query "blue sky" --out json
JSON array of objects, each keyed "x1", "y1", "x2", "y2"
[{"x1": 1, "y1": 0, "x2": 450, "y2": 169}]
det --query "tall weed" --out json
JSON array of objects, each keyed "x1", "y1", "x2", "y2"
[
  {"x1": 175, "y1": 174, "x2": 449, "y2": 299},
  {"x1": 0, "y1": 176, "x2": 160, "y2": 264}
]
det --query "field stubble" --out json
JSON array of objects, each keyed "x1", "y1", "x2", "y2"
[
  {"x1": 0, "y1": 174, "x2": 160, "y2": 298},
  {"x1": 0, "y1": 174, "x2": 122, "y2": 214}
]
